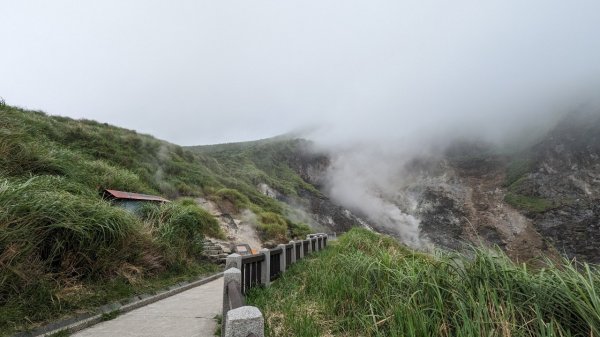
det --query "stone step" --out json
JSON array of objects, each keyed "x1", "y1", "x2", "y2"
[
  {"x1": 206, "y1": 253, "x2": 228, "y2": 259},
  {"x1": 203, "y1": 249, "x2": 222, "y2": 255}
]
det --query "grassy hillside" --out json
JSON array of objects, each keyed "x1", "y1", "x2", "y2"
[
  {"x1": 189, "y1": 138, "x2": 321, "y2": 197},
  {"x1": 0, "y1": 105, "x2": 313, "y2": 335},
  {"x1": 248, "y1": 229, "x2": 600, "y2": 337}
]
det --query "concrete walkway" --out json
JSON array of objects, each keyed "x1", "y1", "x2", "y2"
[{"x1": 72, "y1": 277, "x2": 223, "y2": 337}]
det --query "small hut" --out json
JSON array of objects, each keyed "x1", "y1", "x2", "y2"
[{"x1": 102, "y1": 189, "x2": 169, "y2": 212}]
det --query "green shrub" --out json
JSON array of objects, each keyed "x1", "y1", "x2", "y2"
[
  {"x1": 257, "y1": 212, "x2": 288, "y2": 241},
  {"x1": 215, "y1": 188, "x2": 250, "y2": 212},
  {"x1": 288, "y1": 222, "x2": 312, "y2": 239},
  {"x1": 139, "y1": 200, "x2": 225, "y2": 257}
]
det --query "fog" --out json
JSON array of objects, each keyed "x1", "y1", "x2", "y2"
[
  {"x1": 2, "y1": 1, "x2": 600, "y2": 145},
  {"x1": 2, "y1": 1, "x2": 600, "y2": 245}
]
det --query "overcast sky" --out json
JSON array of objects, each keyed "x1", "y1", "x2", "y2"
[{"x1": 2, "y1": 1, "x2": 600, "y2": 145}]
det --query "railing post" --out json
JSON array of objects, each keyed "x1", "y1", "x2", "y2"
[
  {"x1": 260, "y1": 248, "x2": 270, "y2": 286},
  {"x1": 299, "y1": 241, "x2": 304, "y2": 259},
  {"x1": 289, "y1": 240, "x2": 296, "y2": 264},
  {"x1": 324, "y1": 234, "x2": 328, "y2": 248},
  {"x1": 226, "y1": 253, "x2": 242, "y2": 270},
  {"x1": 224, "y1": 306, "x2": 264, "y2": 337},
  {"x1": 222, "y1": 268, "x2": 242, "y2": 336},
  {"x1": 277, "y1": 244, "x2": 286, "y2": 272}
]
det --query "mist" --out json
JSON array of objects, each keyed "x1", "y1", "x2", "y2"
[
  {"x1": 3, "y1": 1, "x2": 600, "y2": 245},
  {"x1": 2, "y1": 1, "x2": 600, "y2": 145}
]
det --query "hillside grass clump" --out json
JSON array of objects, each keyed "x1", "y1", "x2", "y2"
[
  {"x1": 138, "y1": 198, "x2": 226, "y2": 251},
  {"x1": 504, "y1": 192, "x2": 555, "y2": 213},
  {"x1": 247, "y1": 228, "x2": 600, "y2": 337},
  {"x1": 0, "y1": 176, "x2": 221, "y2": 336},
  {"x1": 257, "y1": 212, "x2": 288, "y2": 242},
  {"x1": 503, "y1": 156, "x2": 557, "y2": 213},
  {"x1": 214, "y1": 188, "x2": 251, "y2": 213},
  {"x1": 504, "y1": 157, "x2": 534, "y2": 187},
  {"x1": 288, "y1": 222, "x2": 312, "y2": 239}
]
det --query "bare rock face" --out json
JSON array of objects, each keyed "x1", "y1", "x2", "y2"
[
  {"x1": 397, "y1": 151, "x2": 556, "y2": 263},
  {"x1": 294, "y1": 188, "x2": 370, "y2": 233},
  {"x1": 283, "y1": 140, "x2": 331, "y2": 188},
  {"x1": 392, "y1": 111, "x2": 600, "y2": 263},
  {"x1": 517, "y1": 111, "x2": 600, "y2": 263}
]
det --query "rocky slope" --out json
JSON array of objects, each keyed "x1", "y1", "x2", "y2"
[
  {"x1": 241, "y1": 111, "x2": 600, "y2": 263},
  {"x1": 513, "y1": 111, "x2": 600, "y2": 262},
  {"x1": 402, "y1": 145, "x2": 560, "y2": 263}
]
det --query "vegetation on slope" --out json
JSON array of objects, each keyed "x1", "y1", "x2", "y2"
[
  {"x1": 0, "y1": 175, "x2": 221, "y2": 335},
  {"x1": 0, "y1": 105, "x2": 312, "y2": 335},
  {"x1": 190, "y1": 138, "x2": 321, "y2": 198},
  {"x1": 248, "y1": 229, "x2": 600, "y2": 337}
]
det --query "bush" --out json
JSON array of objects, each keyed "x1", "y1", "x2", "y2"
[
  {"x1": 288, "y1": 222, "x2": 311, "y2": 239},
  {"x1": 215, "y1": 188, "x2": 250, "y2": 212},
  {"x1": 138, "y1": 199, "x2": 224, "y2": 259},
  {"x1": 257, "y1": 212, "x2": 288, "y2": 242}
]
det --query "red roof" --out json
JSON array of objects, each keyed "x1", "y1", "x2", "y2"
[{"x1": 104, "y1": 189, "x2": 170, "y2": 202}]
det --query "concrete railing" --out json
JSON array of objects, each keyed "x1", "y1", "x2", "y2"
[{"x1": 221, "y1": 234, "x2": 329, "y2": 337}]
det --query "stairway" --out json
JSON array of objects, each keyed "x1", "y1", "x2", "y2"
[{"x1": 202, "y1": 239, "x2": 229, "y2": 265}]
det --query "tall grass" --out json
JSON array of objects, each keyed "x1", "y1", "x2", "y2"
[
  {"x1": 0, "y1": 175, "x2": 225, "y2": 335},
  {"x1": 138, "y1": 198, "x2": 225, "y2": 258},
  {"x1": 0, "y1": 175, "x2": 138, "y2": 280},
  {"x1": 248, "y1": 229, "x2": 600, "y2": 337}
]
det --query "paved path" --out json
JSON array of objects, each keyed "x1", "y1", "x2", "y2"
[{"x1": 72, "y1": 277, "x2": 223, "y2": 337}]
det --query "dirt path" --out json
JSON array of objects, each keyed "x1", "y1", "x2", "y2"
[{"x1": 71, "y1": 277, "x2": 223, "y2": 337}]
